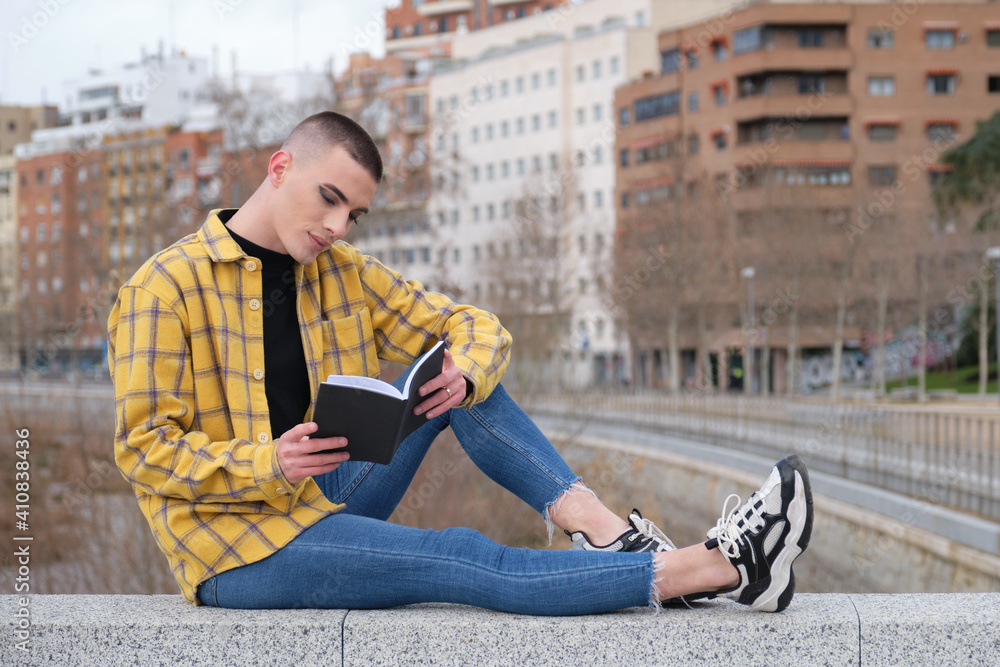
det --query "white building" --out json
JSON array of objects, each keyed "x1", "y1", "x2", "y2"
[{"x1": 58, "y1": 48, "x2": 214, "y2": 129}]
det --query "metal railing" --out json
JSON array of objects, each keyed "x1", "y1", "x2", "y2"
[{"x1": 526, "y1": 393, "x2": 1000, "y2": 522}]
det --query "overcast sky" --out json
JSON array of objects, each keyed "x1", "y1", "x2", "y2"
[{"x1": 1, "y1": 0, "x2": 393, "y2": 106}]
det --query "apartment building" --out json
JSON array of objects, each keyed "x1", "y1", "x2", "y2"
[
  {"x1": 386, "y1": 0, "x2": 574, "y2": 54},
  {"x1": 15, "y1": 143, "x2": 106, "y2": 374},
  {"x1": 614, "y1": 0, "x2": 1000, "y2": 393},
  {"x1": 102, "y1": 128, "x2": 170, "y2": 285}
]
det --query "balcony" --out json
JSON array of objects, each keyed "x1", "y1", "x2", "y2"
[
  {"x1": 732, "y1": 94, "x2": 853, "y2": 122},
  {"x1": 732, "y1": 47, "x2": 852, "y2": 78},
  {"x1": 416, "y1": 0, "x2": 474, "y2": 17},
  {"x1": 402, "y1": 113, "x2": 428, "y2": 134}
]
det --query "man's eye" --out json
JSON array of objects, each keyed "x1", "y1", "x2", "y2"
[{"x1": 321, "y1": 192, "x2": 336, "y2": 205}]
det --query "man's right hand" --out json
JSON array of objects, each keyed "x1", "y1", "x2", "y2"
[{"x1": 275, "y1": 422, "x2": 350, "y2": 486}]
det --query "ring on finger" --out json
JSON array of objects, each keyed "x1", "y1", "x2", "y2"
[{"x1": 445, "y1": 386, "x2": 453, "y2": 397}]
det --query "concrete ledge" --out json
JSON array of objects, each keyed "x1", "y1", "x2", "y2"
[{"x1": 5, "y1": 594, "x2": 998, "y2": 666}]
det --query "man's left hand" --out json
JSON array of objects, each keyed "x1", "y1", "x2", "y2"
[{"x1": 413, "y1": 349, "x2": 467, "y2": 419}]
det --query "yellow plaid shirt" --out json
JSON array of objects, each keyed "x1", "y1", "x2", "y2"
[{"x1": 108, "y1": 210, "x2": 511, "y2": 603}]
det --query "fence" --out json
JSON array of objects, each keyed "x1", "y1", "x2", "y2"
[{"x1": 525, "y1": 392, "x2": 1000, "y2": 522}]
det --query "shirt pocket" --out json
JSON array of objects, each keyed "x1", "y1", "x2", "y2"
[{"x1": 320, "y1": 309, "x2": 379, "y2": 378}]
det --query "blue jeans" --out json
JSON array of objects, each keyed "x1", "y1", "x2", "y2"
[{"x1": 197, "y1": 375, "x2": 655, "y2": 615}]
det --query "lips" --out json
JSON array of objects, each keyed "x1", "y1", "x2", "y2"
[{"x1": 308, "y1": 233, "x2": 329, "y2": 252}]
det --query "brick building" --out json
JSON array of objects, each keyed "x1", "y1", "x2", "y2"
[
  {"x1": 386, "y1": 0, "x2": 572, "y2": 53},
  {"x1": 15, "y1": 145, "x2": 106, "y2": 373},
  {"x1": 613, "y1": 0, "x2": 1000, "y2": 393}
]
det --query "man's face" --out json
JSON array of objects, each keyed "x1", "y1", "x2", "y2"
[{"x1": 273, "y1": 144, "x2": 377, "y2": 264}]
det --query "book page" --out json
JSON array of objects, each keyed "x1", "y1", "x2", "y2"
[{"x1": 322, "y1": 374, "x2": 402, "y2": 399}]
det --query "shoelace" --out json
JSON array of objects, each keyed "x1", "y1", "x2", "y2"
[
  {"x1": 629, "y1": 513, "x2": 677, "y2": 551},
  {"x1": 708, "y1": 493, "x2": 767, "y2": 560}
]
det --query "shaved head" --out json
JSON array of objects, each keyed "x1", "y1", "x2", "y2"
[{"x1": 281, "y1": 111, "x2": 383, "y2": 183}]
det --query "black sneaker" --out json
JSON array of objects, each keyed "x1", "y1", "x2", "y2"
[
  {"x1": 706, "y1": 454, "x2": 813, "y2": 612},
  {"x1": 566, "y1": 509, "x2": 677, "y2": 553}
]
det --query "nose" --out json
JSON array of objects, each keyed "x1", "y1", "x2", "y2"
[{"x1": 323, "y1": 211, "x2": 352, "y2": 241}]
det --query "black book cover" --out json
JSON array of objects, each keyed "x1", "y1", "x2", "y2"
[{"x1": 311, "y1": 340, "x2": 446, "y2": 464}]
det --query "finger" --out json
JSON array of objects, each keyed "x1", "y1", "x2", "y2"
[
  {"x1": 282, "y1": 421, "x2": 319, "y2": 442},
  {"x1": 299, "y1": 436, "x2": 349, "y2": 454}
]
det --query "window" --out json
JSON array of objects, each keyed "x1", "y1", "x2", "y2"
[
  {"x1": 576, "y1": 65, "x2": 584, "y2": 82},
  {"x1": 688, "y1": 133, "x2": 700, "y2": 155},
  {"x1": 51, "y1": 193, "x2": 61, "y2": 213},
  {"x1": 532, "y1": 114, "x2": 541, "y2": 131},
  {"x1": 868, "y1": 124, "x2": 897, "y2": 141},
  {"x1": 713, "y1": 132, "x2": 727, "y2": 150},
  {"x1": 472, "y1": 166, "x2": 480, "y2": 182},
  {"x1": 688, "y1": 91, "x2": 699, "y2": 112},
  {"x1": 926, "y1": 30, "x2": 954, "y2": 49},
  {"x1": 594, "y1": 190, "x2": 603, "y2": 208},
  {"x1": 798, "y1": 29, "x2": 823, "y2": 48},
  {"x1": 593, "y1": 146, "x2": 602, "y2": 164},
  {"x1": 868, "y1": 28, "x2": 894, "y2": 48},
  {"x1": 576, "y1": 108, "x2": 585, "y2": 124},
  {"x1": 472, "y1": 127, "x2": 480, "y2": 143},
  {"x1": 531, "y1": 72, "x2": 541, "y2": 89},
  {"x1": 517, "y1": 158, "x2": 525, "y2": 175},
  {"x1": 661, "y1": 48, "x2": 680, "y2": 73},
  {"x1": 500, "y1": 80, "x2": 509, "y2": 96},
  {"x1": 516, "y1": 117, "x2": 525, "y2": 134},
  {"x1": 548, "y1": 69, "x2": 557, "y2": 86},
  {"x1": 799, "y1": 76, "x2": 824, "y2": 94},
  {"x1": 621, "y1": 192, "x2": 630, "y2": 208},
  {"x1": 686, "y1": 49, "x2": 698, "y2": 69},
  {"x1": 634, "y1": 91, "x2": 680, "y2": 121},
  {"x1": 620, "y1": 149, "x2": 629, "y2": 167},
  {"x1": 515, "y1": 76, "x2": 524, "y2": 93},
  {"x1": 619, "y1": 107, "x2": 630, "y2": 127},
  {"x1": 487, "y1": 203, "x2": 495, "y2": 220},
  {"x1": 989, "y1": 30, "x2": 1000, "y2": 47},
  {"x1": 485, "y1": 123, "x2": 494, "y2": 140},
  {"x1": 549, "y1": 111, "x2": 558, "y2": 128},
  {"x1": 533, "y1": 155, "x2": 543, "y2": 172},
  {"x1": 37, "y1": 223, "x2": 46, "y2": 242},
  {"x1": 927, "y1": 75, "x2": 955, "y2": 95},
  {"x1": 592, "y1": 104, "x2": 602, "y2": 121},
  {"x1": 501, "y1": 120, "x2": 509, "y2": 137},
  {"x1": 868, "y1": 76, "x2": 895, "y2": 96},
  {"x1": 990, "y1": 75, "x2": 1000, "y2": 94},
  {"x1": 50, "y1": 166, "x2": 62, "y2": 185},
  {"x1": 549, "y1": 153, "x2": 558, "y2": 170},
  {"x1": 712, "y1": 40, "x2": 728, "y2": 61},
  {"x1": 592, "y1": 60, "x2": 602, "y2": 78},
  {"x1": 486, "y1": 164, "x2": 495, "y2": 180},
  {"x1": 734, "y1": 26, "x2": 762, "y2": 54},
  {"x1": 926, "y1": 123, "x2": 957, "y2": 141},
  {"x1": 472, "y1": 205, "x2": 480, "y2": 221},
  {"x1": 52, "y1": 221, "x2": 61, "y2": 242},
  {"x1": 713, "y1": 83, "x2": 727, "y2": 106},
  {"x1": 501, "y1": 161, "x2": 509, "y2": 178},
  {"x1": 610, "y1": 56, "x2": 619, "y2": 74},
  {"x1": 868, "y1": 166, "x2": 897, "y2": 186}
]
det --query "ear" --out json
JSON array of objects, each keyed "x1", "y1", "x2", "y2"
[{"x1": 268, "y1": 150, "x2": 292, "y2": 188}]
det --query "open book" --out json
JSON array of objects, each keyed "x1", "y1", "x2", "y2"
[{"x1": 311, "y1": 340, "x2": 446, "y2": 464}]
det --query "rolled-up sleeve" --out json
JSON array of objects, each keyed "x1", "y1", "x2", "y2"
[{"x1": 355, "y1": 251, "x2": 512, "y2": 406}]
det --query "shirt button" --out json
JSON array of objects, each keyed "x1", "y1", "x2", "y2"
[
  {"x1": 257, "y1": 432, "x2": 269, "y2": 443},
  {"x1": 249, "y1": 298, "x2": 261, "y2": 311},
  {"x1": 253, "y1": 368, "x2": 264, "y2": 380},
  {"x1": 277, "y1": 487, "x2": 288, "y2": 495},
  {"x1": 245, "y1": 260, "x2": 257, "y2": 272}
]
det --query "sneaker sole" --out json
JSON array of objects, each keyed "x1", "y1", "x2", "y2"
[{"x1": 749, "y1": 455, "x2": 814, "y2": 612}]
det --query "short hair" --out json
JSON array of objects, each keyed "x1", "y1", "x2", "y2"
[{"x1": 281, "y1": 111, "x2": 384, "y2": 183}]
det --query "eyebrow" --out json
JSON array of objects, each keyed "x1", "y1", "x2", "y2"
[{"x1": 321, "y1": 183, "x2": 369, "y2": 215}]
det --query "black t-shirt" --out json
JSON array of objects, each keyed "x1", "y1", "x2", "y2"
[{"x1": 222, "y1": 212, "x2": 311, "y2": 440}]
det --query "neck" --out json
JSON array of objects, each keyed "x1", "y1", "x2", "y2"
[{"x1": 226, "y1": 185, "x2": 285, "y2": 253}]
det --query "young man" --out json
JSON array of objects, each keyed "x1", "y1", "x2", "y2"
[{"x1": 108, "y1": 111, "x2": 813, "y2": 614}]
